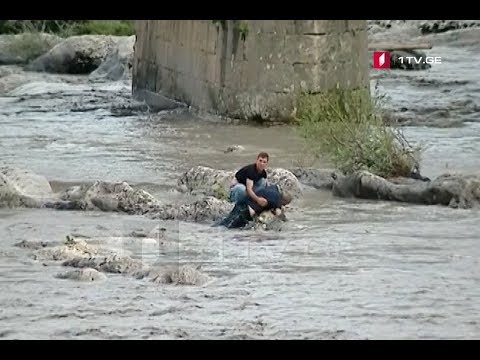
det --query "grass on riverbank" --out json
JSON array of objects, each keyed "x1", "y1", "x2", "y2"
[
  {"x1": 1, "y1": 20, "x2": 135, "y2": 64},
  {"x1": 294, "y1": 87, "x2": 423, "y2": 178},
  {"x1": 0, "y1": 20, "x2": 135, "y2": 37}
]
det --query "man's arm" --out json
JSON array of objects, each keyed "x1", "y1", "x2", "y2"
[{"x1": 246, "y1": 178, "x2": 267, "y2": 207}]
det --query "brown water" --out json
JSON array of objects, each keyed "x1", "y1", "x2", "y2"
[{"x1": 1, "y1": 28, "x2": 480, "y2": 339}]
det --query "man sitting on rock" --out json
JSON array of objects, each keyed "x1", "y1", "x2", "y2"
[
  {"x1": 217, "y1": 184, "x2": 293, "y2": 229},
  {"x1": 229, "y1": 152, "x2": 269, "y2": 207}
]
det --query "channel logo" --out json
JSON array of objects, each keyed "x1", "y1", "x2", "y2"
[{"x1": 373, "y1": 51, "x2": 390, "y2": 69}]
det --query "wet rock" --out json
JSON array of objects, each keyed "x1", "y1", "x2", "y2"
[
  {"x1": 366, "y1": 20, "x2": 420, "y2": 41},
  {"x1": 27, "y1": 235, "x2": 209, "y2": 286},
  {"x1": 63, "y1": 254, "x2": 147, "y2": 276},
  {"x1": 55, "y1": 268, "x2": 107, "y2": 282},
  {"x1": 151, "y1": 265, "x2": 210, "y2": 286},
  {"x1": 429, "y1": 173, "x2": 480, "y2": 208},
  {"x1": 147, "y1": 196, "x2": 233, "y2": 223},
  {"x1": 0, "y1": 33, "x2": 62, "y2": 65},
  {"x1": 0, "y1": 166, "x2": 54, "y2": 208},
  {"x1": 367, "y1": 20, "x2": 480, "y2": 37},
  {"x1": 34, "y1": 236, "x2": 97, "y2": 261},
  {"x1": 419, "y1": 20, "x2": 480, "y2": 34},
  {"x1": 129, "y1": 230, "x2": 148, "y2": 238},
  {"x1": 177, "y1": 165, "x2": 302, "y2": 200},
  {"x1": 332, "y1": 170, "x2": 480, "y2": 208},
  {"x1": 288, "y1": 167, "x2": 343, "y2": 190},
  {"x1": 266, "y1": 168, "x2": 303, "y2": 198},
  {"x1": 109, "y1": 101, "x2": 150, "y2": 117},
  {"x1": 26, "y1": 35, "x2": 121, "y2": 74},
  {"x1": 57, "y1": 181, "x2": 160, "y2": 213},
  {"x1": 367, "y1": 20, "x2": 408, "y2": 32},
  {"x1": 31, "y1": 234, "x2": 142, "y2": 273},
  {"x1": 252, "y1": 210, "x2": 287, "y2": 231},
  {"x1": 177, "y1": 166, "x2": 234, "y2": 199},
  {"x1": 14, "y1": 240, "x2": 49, "y2": 250},
  {"x1": 224, "y1": 144, "x2": 245, "y2": 153},
  {"x1": 1, "y1": 167, "x2": 291, "y2": 224},
  {"x1": 49, "y1": 178, "x2": 233, "y2": 223},
  {"x1": 89, "y1": 35, "x2": 135, "y2": 82}
]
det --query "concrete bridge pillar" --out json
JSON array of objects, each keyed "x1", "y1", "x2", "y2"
[{"x1": 132, "y1": 20, "x2": 369, "y2": 122}]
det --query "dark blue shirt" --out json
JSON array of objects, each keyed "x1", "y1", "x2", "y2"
[{"x1": 247, "y1": 184, "x2": 281, "y2": 215}]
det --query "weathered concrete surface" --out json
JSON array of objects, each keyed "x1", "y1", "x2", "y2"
[
  {"x1": 332, "y1": 170, "x2": 480, "y2": 209},
  {"x1": 132, "y1": 20, "x2": 369, "y2": 122}
]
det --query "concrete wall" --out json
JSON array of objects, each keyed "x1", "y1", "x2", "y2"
[{"x1": 132, "y1": 20, "x2": 369, "y2": 122}]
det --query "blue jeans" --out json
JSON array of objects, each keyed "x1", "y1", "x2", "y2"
[{"x1": 229, "y1": 178, "x2": 266, "y2": 204}]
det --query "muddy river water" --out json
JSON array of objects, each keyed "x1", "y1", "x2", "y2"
[{"x1": 0, "y1": 28, "x2": 479, "y2": 339}]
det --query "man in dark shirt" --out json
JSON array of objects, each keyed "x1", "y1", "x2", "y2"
[{"x1": 229, "y1": 152, "x2": 269, "y2": 207}]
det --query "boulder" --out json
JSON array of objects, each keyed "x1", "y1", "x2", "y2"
[
  {"x1": 34, "y1": 236, "x2": 98, "y2": 261},
  {"x1": 332, "y1": 170, "x2": 480, "y2": 208},
  {"x1": 0, "y1": 166, "x2": 54, "y2": 208},
  {"x1": 177, "y1": 165, "x2": 302, "y2": 199},
  {"x1": 176, "y1": 165, "x2": 234, "y2": 199},
  {"x1": 88, "y1": 35, "x2": 135, "y2": 82},
  {"x1": 53, "y1": 180, "x2": 160, "y2": 213},
  {"x1": 146, "y1": 196, "x2": 234, "y2": 223},
  {"x1": 26, "y1": 235, "x2": 210, "y2": 285},
  {"x1": 289, "y1": 167, "x2": 343, "y2": 190},
  {"x1": 55, "y1": 268, "x2": 107, "y2": 282},
  {"x1": 151, "y1": 265, "x2": 211, "y2": 286},
  {"x1": 51, "y1": 180, "x2": 233, "y2": 223},
  {"x1": 26, "y1": 35, "x2": 122, "y2": 74},
  {"x1": 266, "y1": 168, "x2": 303, "y2": 198}
]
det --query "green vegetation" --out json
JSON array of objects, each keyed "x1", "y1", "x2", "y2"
[
  {"x1": 211, "y1": 20, "x2": 249, "y2": 41},
  {"x1": 72, "y1": 20, "x2": 135, "y2": 36},
  {"x1": 212, "y1": 183, "x2": 229, "y2": 201},
  {"x1": 4, "y1": 32, "x2": 61, "y2": 63},
  {"x1": 0, "y1": 20, "x2": 135, "y2": 64},
  {"x1": 237, "y1": 21, "x2": 249, "y2": 41},
  {"x1": 295, "y1": 87, "x2": 422, "y2": 178},
  {"x1": 0, "y1": 20, "x2": 135, "y2": 37}
]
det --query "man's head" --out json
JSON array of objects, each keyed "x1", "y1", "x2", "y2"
[
  {"x1": 280, "y1": 191, "x2": 293, "y2": 206},
  {"x1": 255, "y1": 152, "x2": 269, "y2": 172}
]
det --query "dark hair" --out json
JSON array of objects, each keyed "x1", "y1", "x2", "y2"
[
  {"x1": 257, "y1": 152, "x2": 269, "y2": 161},
  {"x1": 280, "y1": 191, "x2": 293, "y2": 206}
]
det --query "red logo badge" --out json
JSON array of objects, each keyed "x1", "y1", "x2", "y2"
[{"x1": 373, "y1": 51, "x2": 390, "y2": 69}]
